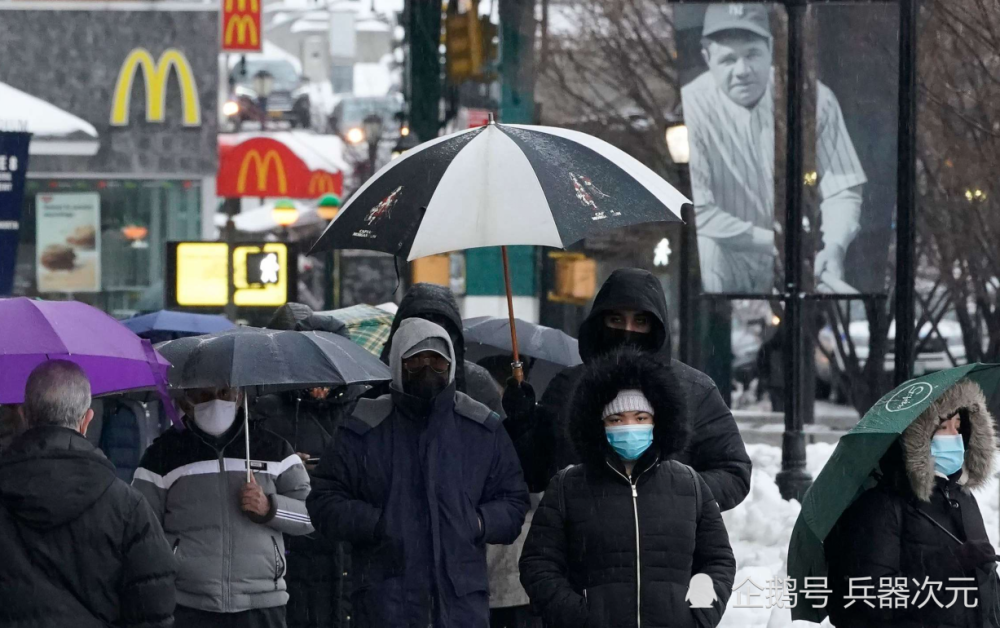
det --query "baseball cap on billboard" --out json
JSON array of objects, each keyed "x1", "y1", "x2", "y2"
[{"x1": 702, "y1": 4, "x2": 772, "y2": 40}]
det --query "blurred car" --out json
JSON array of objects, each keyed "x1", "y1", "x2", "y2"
[
  {"x1": 328, "y1": 94, "x2": 404, "y2": 144},
  {"x1": 225, "y1": 58, "x2": 311, "y2": 131}
]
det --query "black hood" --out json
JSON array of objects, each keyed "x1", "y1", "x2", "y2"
[
  {"x1": 569, "y1": 347, "x2": 689, "y2": 470},
  {"x1": 0, "y1": 426, "x2": 116, "y2": 530},
  {"x1": 578, "y1": 268, "x2": 670, "y2": 363},
  {"x1": 380, "y1": 283, "x2": 468, "y2": 393}
]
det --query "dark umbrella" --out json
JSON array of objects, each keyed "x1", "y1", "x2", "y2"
[
  {"x1": 311, "y1": 117, "x2": 687, "y2": 380},
  {"x1": 788, "y1": 363, "x2": 1000, "y2": 623},
  {"x1": 122, "y1": 310, "x2": 236, "y2": 343},
  {"x1": 463, "y1": 317, "x2": 581, "y2": 393},
  {"x1": 156, "y1": 327, "x2": 391, "y2": 480}
]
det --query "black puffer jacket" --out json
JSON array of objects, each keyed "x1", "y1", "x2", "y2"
[
  {"x1": 378, "y1": 283, "x2": 504, "y2": 417},
  {"x1": 826, "y1": 379, "x2": 1000, "y2": 628},
  {"x1": 520, "y1": 349, "x2": 736, "y2": 628},
  {"x1": 537, "y1": 269, "x2": 751, "y2": 510},
  {"x1": 0, "y1": 425, "x2": 177, "y2": 627}
]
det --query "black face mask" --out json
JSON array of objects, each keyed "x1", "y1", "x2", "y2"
[
  {"x1": 402, "y1": 367, "x2": 450, "y2": 400},
  {"x1": 594, "y1": 326, "x2": 659, "y2": 357}
]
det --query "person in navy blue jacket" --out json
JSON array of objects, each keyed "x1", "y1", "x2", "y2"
[{"x1": 307, "y1": 318, "x2": 530, "y2": 628}]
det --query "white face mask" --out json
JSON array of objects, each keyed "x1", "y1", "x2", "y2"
[{"x1": 192, "y1": 399, "x2": 238, "y2": 436}]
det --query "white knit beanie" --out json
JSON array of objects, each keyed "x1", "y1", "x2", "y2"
[{"x1": 602, "y1": 389, "x2": 654, "y2": 419}]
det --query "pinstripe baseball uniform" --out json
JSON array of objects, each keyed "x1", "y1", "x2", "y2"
[{"x1": 682, "y1": 71, "x2": 867, "y2": 293}]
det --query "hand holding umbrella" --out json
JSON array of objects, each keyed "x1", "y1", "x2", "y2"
[{"x1": 240, "y1": 472, "x2": 271, "y2": 519}]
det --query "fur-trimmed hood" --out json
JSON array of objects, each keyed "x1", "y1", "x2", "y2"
[
  {"x1": 568, "y1": 348, "x2": 689, "y2": 469},
  {"x1": 901, "y1": 379, "x2": 997, "y2": 502}
]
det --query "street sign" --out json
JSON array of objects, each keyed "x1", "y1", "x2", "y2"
[
  {"x1": 222, "y1": 0, "x2": 262, "y2": 52},
  {"x1": 166, "y1": 241, "x2": 296, "y2": 308}
]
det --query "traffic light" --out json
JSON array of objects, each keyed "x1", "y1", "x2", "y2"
[{"x1": 444, "y1": 0, "x2": 497, "y2": 84}]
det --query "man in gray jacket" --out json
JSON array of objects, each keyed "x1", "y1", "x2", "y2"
[{"x1": 134, "y1": 386, "x2": 313, "y2": 628}]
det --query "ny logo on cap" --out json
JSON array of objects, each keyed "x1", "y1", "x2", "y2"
[{"x1": 728, "y1": 4, "x2": 745, "y2": 16}]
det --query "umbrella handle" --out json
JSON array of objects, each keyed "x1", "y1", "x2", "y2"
[
  {"x1": 501, "y1": 246, "x2": 524, "y2": 383},
  {"x1": 243, "y1": 393, "x2": 252, "y2": 483}
]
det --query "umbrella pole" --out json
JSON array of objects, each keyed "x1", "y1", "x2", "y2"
[
  {"x1": 501, "y1": 246, "x2": 524, "y2": 382},
  {"x1": 243, "y1": 392, "x2": 252, "y2": 483}
]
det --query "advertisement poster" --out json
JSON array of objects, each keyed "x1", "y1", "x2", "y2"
[
  {"x1": 675, "y1": 3, "x2": 896, "y2": 295},
  {"x1": 36, "y1": 193, "x2": 101, "y2": 293},
  {"x1": 0, "y1": 131, "x2": 31, "y2": 295}
]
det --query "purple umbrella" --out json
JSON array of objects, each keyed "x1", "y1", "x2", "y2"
[{"x1": 0, "y1": 298, "x2": 171, "y2": 405}]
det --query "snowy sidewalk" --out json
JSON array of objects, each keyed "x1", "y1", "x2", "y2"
[{"x1": 719, "y1": 443, "x2": 1000, "y2": 627}]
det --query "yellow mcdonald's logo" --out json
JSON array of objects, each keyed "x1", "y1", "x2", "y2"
[
  {"x1": 224, "y1": 14, "x2": 259, "y2": 46},
  {"x1": 110, "y1": 48, "x2": 201, "y2": 127},
  {"x1": 237, "y1": 150, "x2": 288, "y2": 194},
  {"x1": 308, "y1": 173, "x2": 338, "y2": 196},
  {"x1": 225, "y1": 0, "x2": 259, "y2": 12}
]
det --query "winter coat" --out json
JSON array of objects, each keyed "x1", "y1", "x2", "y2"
[
  {"x1": 520, "y1": 349, "x2": 736, "y2": 628},
  {"x1": 133, "y1": 416, "x2": 314, "y2": 614},
  {"x1": 826, "y1": 379, "x2": 1000, "y2": 628},
  {"x1": 378, "y1": 282, "x2": 504, "y2": 417},
  {"x1": 536, "y1": 268, "x2": 752, "y2": 511},
  {"x1": 255, "y1": 389, "x2": 362, "y2": 628},
  {"x1": 0, "y1": 425, "x2": 177, "y2": 628},
  {"x1": 308, "y1": 318, "x2": 530, "y2": 627}
]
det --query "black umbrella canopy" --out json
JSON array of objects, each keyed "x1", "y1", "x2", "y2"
[
  {"x1": 463, "y1": 317, "x2": 581, "y2": 367},
  {"x1": 310, "y1": 122, "x2": 688, "y2": 260},
  {"x1": 155, "y1": 327, "x2": 391, "y2": 392}
]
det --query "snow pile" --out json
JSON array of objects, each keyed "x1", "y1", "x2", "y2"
[{"x1": 718, "y1": 442, "x2": 1000, "y2": 627}]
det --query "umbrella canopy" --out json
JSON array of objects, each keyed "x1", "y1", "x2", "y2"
[
  {"x1": 463, "y1": 317, "x2": 581, "y2": 394},
  {"x1": 464, "y1": 316, "x2": 580, "y2": 366},
  {"x1": 155, "y1": 327, "x2": 391, "y2": 392},
  {"x1": 310, "y1": 120, "x2": 689, "y2": 261},
  {"x1": 788, "y1": 363, "x2": 1000, "y2": 623},
  {"x1": 319, "y1": 304, "x2": 396, "y2": 357},
  {"x1": 0, "y1": 297, "x2": 170, "y2": 404},
  {"x1": 122, "y1": 310, "x2": 236, "y2": 342}
]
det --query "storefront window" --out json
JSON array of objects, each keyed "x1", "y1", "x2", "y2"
[{"x1": 14, "y1": 178, "x2": 202, "y2": 317}]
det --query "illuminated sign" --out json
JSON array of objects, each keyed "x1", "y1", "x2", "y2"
[
  {"x1": 166, "y1": 241, "x2": 295, "y2": 308},
  {"x1": 237, "y1": 150, "x2": 288, "y2": 195},
  {"x1": 110, "y1": 48, "x2": 201, "y2": 127},
  {"x1": 308, "y1": 172, "x2": 339, "y2": 196},
  {"x1": 222, "y1": 0, "x2": 262, "y2": 52}
]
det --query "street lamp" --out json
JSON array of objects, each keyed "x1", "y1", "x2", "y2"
[
  {"x1": 392, "y1": 131, "x2": 420, "y2": 160},
  {"x1": 362, "y1": 113, "x2": 384, "y2": 178},
  {"x1": 272, "y1": 199, "x2": 299, "y2": 240},
  {"x1": 316, "y1": 193, "x2": 341, "y2": 221},
  {"x1": 253, "y1": 70, "x2": 274, "y2": 129},
  {"x1": 665, "y1": 123, "x2": 690, "y2": 165}
]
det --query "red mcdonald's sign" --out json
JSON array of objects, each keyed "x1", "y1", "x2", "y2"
[
  {"x1": 222, "y1": 0, "x2": 262, "y2": 52},
  {"x1": 218, "y1": 137, "x2": 344, "y2": 199}
]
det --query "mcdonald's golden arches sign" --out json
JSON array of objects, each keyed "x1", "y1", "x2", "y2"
[
  {"x1": 222, "y1": 0, "x2": 262, "y2": 52},
  {"x1": 217, "y1": 137, "x2": 343, "y2": 198},
  {"x1": 110, "y1": 48, "x2": 201, "y2": 127}
]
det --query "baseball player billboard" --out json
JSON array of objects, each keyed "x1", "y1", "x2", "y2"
[{"x1": 676, "y1": 3, "x2": 897, "y2": 295}]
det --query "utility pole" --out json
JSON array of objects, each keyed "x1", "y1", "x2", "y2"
[
  {"x1": 499, "y1": 0, "x2": 535, "y2": 124},
  {"x1": 407, "y1": 0, "x2": 442, "y2": 144},
  {"x1": 223, "y1": 197, "x2": 240, "y2": 322}
]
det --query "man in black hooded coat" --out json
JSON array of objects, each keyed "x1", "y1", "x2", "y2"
[
  {"x1": 378, "y1": 283, "x2": 504, "y2": 417},
  {"x1": 532, "y1": 268, "x2": 751, "y2": 511}
]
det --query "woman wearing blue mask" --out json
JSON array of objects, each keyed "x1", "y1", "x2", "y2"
[
  {"x1": 826, "y1": 379, "x2": 1000, "y2": 628},
  {"x1": 519, "y1": 348, "x2": 736, "y2": 628}
]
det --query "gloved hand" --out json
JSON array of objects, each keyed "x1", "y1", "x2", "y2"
[
  {"x1": 955, "y1": 540, "x2": 997, "y2": 572},
  {"x1": 502, "y1": 377, "x2": 536, "y2": 424}
]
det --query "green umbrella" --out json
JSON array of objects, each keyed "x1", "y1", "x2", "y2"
[{"x1": 789, "y1": 363, "x2": 1000, "y2": 623}]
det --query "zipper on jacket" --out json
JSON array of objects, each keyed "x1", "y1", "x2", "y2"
[
  {"x1": 606, "y1": 458, "x2": 658, "y2": 628},
  {"x1": 271, "y1": 537, "x2": 285, "y2": 590},
  {"x1": 218, "y1": 450, "x2": 231, "y2": 609},
  {"x1": 172, "y1": 538, "x2": 180, "y2": 555}
]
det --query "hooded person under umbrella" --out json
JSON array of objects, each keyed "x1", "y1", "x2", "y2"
[
  {"x1": 528, "y1": 268, "x2": 751, "y2": 511},
  {"x1": 307, "y1": 318, "x2": 529, "y2": 627},
  {"x1": 377, "y1": 283, "x2": 504, "y2": 417},
  {"x1": 824, "y1": 379, "x2": 1000, "y2": 628}
]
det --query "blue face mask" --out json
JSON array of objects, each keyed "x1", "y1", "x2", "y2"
[
  {"x1": 931, "y1": 434, "x2": 965, "y2": 477},
  {"x1": 605, "y1": 425, "x2": 654, "y2": 462}
]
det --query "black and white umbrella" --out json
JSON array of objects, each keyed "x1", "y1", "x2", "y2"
[
  {"x1": 311, "y1": 118, "x2": 689, "y2": 380},
  {"x1": 311, "y1": 118, "x2": 689, "y2": 260}
]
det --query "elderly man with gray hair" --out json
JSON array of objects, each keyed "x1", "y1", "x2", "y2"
[{"x1": 0, "y1": 360, "x2": 177, "y2": 628}]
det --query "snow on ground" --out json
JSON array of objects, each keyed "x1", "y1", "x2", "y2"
[{"x1": 719, "y1": 443, "x2": 1000, "y2": 627}]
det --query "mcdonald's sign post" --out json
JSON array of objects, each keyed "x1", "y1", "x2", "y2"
[
  {"x1": 111, "y1": 48, "x2": 201, "y2": 126},
  {"x1": 222, "y1": 0, "x2": 262, "y2": 52}
]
